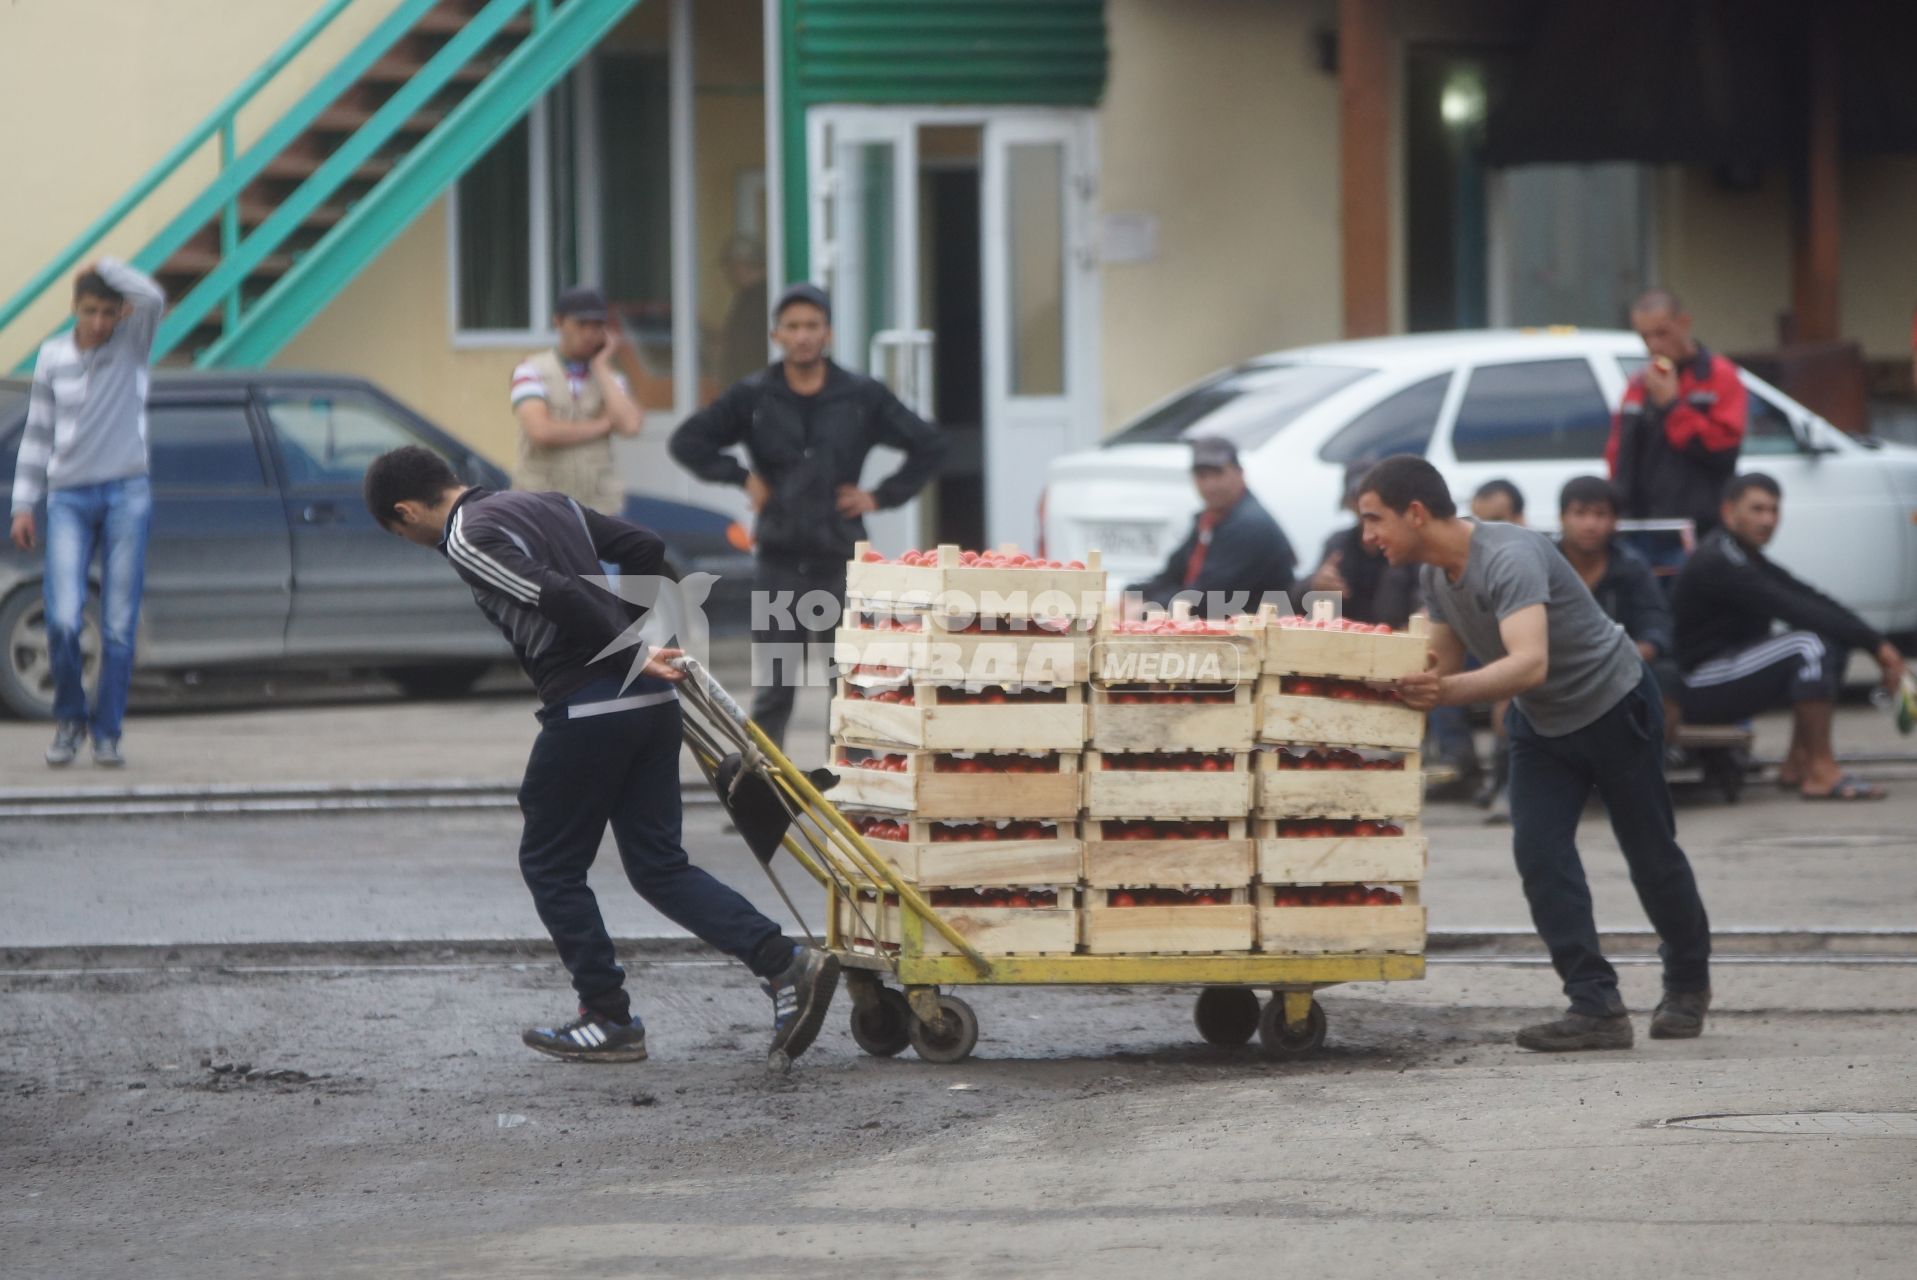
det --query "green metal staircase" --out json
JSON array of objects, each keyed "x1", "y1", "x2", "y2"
[{"x1": 1, "y1": 0, "x2": 640, "y2": 371}]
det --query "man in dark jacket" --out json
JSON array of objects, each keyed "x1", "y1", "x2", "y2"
[
  {"x1": 362, "y1": 446, "x2": 840, "y2": 1069},
  {"x1": 669, "y1": 283, "x2": 945, "y2": 745},
  {"x1": 1555, "y1": 476, "x2": 1679, "y2": 725},
  {"x1": 1130, "y1": 437, "x2": 1295, "y2": 617},
  {"x1": 1606, "y1": 288, "x2": 1747, "y2": 535},
  {"x1": 1673, "y1": 472, "x2": 1907, "y2": 801}
]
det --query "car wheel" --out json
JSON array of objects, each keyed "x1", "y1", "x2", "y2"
[
  {"x1": 0, "y1": 587, "x2": 100, "y2": 721},
  {"x1": 385, "y1": 662, "x2": 492, "y2": 701}
]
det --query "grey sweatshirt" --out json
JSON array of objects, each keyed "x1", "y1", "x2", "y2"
[{"x1": 10, "y1": 258, "x2": 165, "y2": 515}]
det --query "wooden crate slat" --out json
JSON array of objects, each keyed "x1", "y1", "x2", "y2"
[
  {"x1": 830, "y1": 693, "x2": 1087, "y2": 752},
  {"x1": 830, "y1": 746, "x2": 1082, "y2": 818},
  {"x1": 1254, "y1": 752, "x2": 1423, "y2": 817},
  {"x1": 1082, "y1": 832, "x2": 1254, "y2": 887},
  {"x1": 1087, "y1": 684, "x2": 1257, "y2": 752},
  {"x1": 846, "y1": 543, "x2": 1107, "y2": 625},
  {"x1": 1256, "y1": 899, "x2": 1426, "y2": 955},
  {"x1": 1254, "y1": 832, "x2": 1427, "y2": 884},
  {"x1": 1082, "y1": 891, "x2": 1256, "y2": 954},
  {"x1": 1257, "y1": 685, "x2": 1424, "y2": 750},
  {"x1": 1090, "y1": 630, "x2": 1261, "y2": 686},
  {"x1": 1081, "y1": 749, "x2": 1253, "y2": 818},
  {"x1": 833, "y1": 626, "x2": 1091, "y2": 684},
  {"x1": 1261, "y1": 613, "x2": 1430, "y2": 681}
]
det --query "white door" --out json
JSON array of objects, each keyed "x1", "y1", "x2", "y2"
[
  {"x1": 982, "y1": 113, "x2": 1100, "y2": 551},
  {"x1": 809, "y1": 110, "x2": 923, "y2": 555}
]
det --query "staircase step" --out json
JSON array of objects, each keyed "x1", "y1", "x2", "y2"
[
  {"x1": 261, "y1": 149, "x2": 397, "y2": 181},
  {"x1": 414, "y1": 2, "x2": 534, "y2": 37},
  {"x1": 162, "y1": 247, "x2": 297, "y2": 278},
  {"x1": 239, "y1": 200, "x2": 348, "y2": 230},
  {"x1": 362, "y1": 46, "x2": 499, "y2": 86},
  {"x1": 312, "y1": 101, "x2": 449, "y2": 134}
]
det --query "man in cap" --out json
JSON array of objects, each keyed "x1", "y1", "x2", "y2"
[
  {"x1": 669, "y1": 283, "x2": 945, "y2": 747},
  {"x1": 1129, "y1": 436, "x2": 1296, "y2": 618},
  {"x1": 510, "y1": 285, "x2": 644, "y2": 515}
]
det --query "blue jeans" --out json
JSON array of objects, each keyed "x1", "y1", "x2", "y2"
[
  {"x1": 1506, "y1": 665, "x2": 1712, "y2": 1015},
  {"x1": 518, "y1": 678, "x2": 791, "y2": 1023},
  {"x1": 44, "y1": 475, "x2": 152, "y2": 741}
]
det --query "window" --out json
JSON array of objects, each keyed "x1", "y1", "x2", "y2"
[
  {"x1": 1320, "y1": 373, "x2": 1452, "y2": 465},
  {"x1": 1743, "y1": 389, "x2": 1801, "y2": 456},
  {"x1": 1451, "y1": 359, "x2": 1611, "y2": 462},
  {"x1": 265, "y1": 394, "x2": 429, "y2": 487},
  {"x1": 148, "y1": 405, "x2": 269, "y2": 490},
  {"x1": 1105, "y1": 364, "x2": 1373, "y2": 451}
]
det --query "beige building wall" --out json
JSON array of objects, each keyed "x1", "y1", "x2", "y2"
[
  {"x1": 1653, "y1": 157, "x2": 1917, "y2": 364},
  {"x1": 0, "y1": 0, "x2": 409, "y2": 369},
  {"x1": 1096, "y1": 0, "x2": 1342, "y2": 430}
]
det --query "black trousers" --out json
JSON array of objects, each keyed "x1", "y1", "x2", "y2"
[
  {"x1": 1506, "y1": 665, "x2": 1713, "y2": 1015},
  {"x1": 749, "y1": 556, "x2": 847, "y2": 748},
  {"x1": 518, "y1": 681, "x2": 790, "y2": 1023},
  {"x1": 1678, "y1": 631, "x2": 1843, "y2": 725}
]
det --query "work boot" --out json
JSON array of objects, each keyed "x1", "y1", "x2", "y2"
[
  {"x1": 1514, "y1": 1010, "x2": 1634, "y2": 1052},
  {"x1": 1650, "y1": 989, "x2": 1711, "y2": 1040},
  {"x1": 521, "y1": 1010, "x2": 649, "y2": 1063},
  {"x1": 45, "y1": 720, "x2": 85, "y2": 767},
  {"x1": 764, "y1": 945, "x2": 840, "y2": 1071}
]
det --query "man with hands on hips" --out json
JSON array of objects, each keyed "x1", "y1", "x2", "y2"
[{"x1": 1356, "y1": 455, "x2": 1712, "y2": 1054}]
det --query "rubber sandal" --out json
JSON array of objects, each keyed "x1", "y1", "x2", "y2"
[{"x1": 1802, "y1": 773, "x2": 1886, "y2": 801}]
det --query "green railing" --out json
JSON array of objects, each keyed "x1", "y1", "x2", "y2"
[
  {"x1": 5, "y1": 0, "x2": 636, "y2": 372},
  {"x1": 0, "y1": 0, "x2": 362, "y2": 349}
]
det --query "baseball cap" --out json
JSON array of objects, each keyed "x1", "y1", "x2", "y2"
[
  {"x1": 554, "y1": 285, "x2": 608, "y2": 320},
  {"x1": 1189, "y1": 436, "x2": 1240, "y2": 471},
  {"x1": 773, "y1": 281, "x2": 832, "y2": 321}
]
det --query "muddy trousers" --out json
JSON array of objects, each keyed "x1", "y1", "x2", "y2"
[
  {"x1": 517, "y1": 679, "x2": 793, "y2": 1023},
  {"x1": 1506, "y1": 664, "x2": 1713, "y2": 1017}
]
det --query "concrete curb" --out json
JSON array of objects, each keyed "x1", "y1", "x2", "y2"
[{"x1": 6, "y1": 928, "x2": 1914, "y2": 973}]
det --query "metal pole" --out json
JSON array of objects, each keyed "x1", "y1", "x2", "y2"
[{"x1": 220, "y1": 121, "x2": 241, "y2": 332}]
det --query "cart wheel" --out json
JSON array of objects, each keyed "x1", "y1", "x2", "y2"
[
  {"x1": 1194, "y1": 986, "x2": 1261, "y2": 1046},
  {"x1": 1258, "y1": 996, "x2": 1328, "y2": 1059},
  {"x1": 849, "y1": 987, "x2": 913, "y2": 1057},
  {"x1": 908, "y1": 993, "x2": 979, "y2": 1064}
]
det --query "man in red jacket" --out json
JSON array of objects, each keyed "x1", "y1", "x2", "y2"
[{"x1": 1607, "y1": 288, "x2": 1747, "y2": 536}]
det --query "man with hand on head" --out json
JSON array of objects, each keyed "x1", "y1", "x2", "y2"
[
  {"x1": 361, "y1": 445, "x2": 839, "y2": 1070},
  {"x1": 669, "y1": 283, "x2": 944, "y2": 747},
  {"x1": 511, "y1": 285, "x2": 643, "y2": 516},
  {"x1": 1358, "y1": 455, "x2": 1712, "y2": 1052},
  {"x1": 10, "y1": 259, "x2": 165, "y2": 768}
]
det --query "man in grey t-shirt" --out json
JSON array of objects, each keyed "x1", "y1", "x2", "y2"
[{"x1": 1357, "y1": 456, "x2": 1712, "y2": 1051}]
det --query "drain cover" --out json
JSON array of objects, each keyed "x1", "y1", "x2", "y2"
[{"x1": 1662, "y1": 1111, "x2": 1917, "y2": 1136}]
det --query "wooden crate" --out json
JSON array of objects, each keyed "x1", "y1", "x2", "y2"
[
  {"x1": 1081, "y1": 749, "x2": 1253, "y2": 819},
  {"x1": 833, "y1": 624, "x2": 1091, "y2": 685},
  {"x1": 1262, "y1": 612, "x2": 1430, "y2": 681},
  {"x1": 828, "y1": 744, "x2": 1081, "y2": 818},
  {"x1": 832, "y1": 888, "x2": 900, "y2": 957},
  {"x1": 1254, "y1": 819, "x2": 1428, "y2": 884},
  {"x1": 1255, "y1": 884, "x2": 1426, "y2": 955},
  {"x1": 1087, "y1": 683, "x2": 1256, "y2": 752},
  {"x1": 913, "y1": 890, "x2": 1081, "y2": 956},
  {"x1": 846, "y1": 542, "x2": 1106, "y2": 628},
  {"x1": 1254, "y1": 748, "x2": 1423, "y2": 817},
  {"x1": 1090, "y1": 628, "x2": 1261, "y2": 688},
  {"x1": 1082, "y1": 818, "x2": 1252, "y2": 887},
  {"x1": 1257, "y1": 679, "x2": 1424, "y2": 750},
  {"x1": 846, "y1": 813, "x2": 1083, "y2": 887},
  {"x1": 830, "y1": 679, "x2": 1086, "y2": 752},
  {"x1": 1082, "y1": 887, "x2": 1256, "y2": 954}
]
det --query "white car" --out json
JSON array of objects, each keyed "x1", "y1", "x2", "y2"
[{"x1": 1041, "y1": 330, "x2": 1917, "y2": 634}]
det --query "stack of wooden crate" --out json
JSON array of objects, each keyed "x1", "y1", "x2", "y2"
[
  {"x1": 1253, "y1": 614, "x2": 1430, "y2": 955},
  {"x1": 1079, "y1": 613, "x2": 1262, "y2": 954},
  {"x1": 828, "y1": 544, "x2": 1106, "y2": 958}
]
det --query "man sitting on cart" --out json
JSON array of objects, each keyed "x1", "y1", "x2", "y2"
[
  {"x1": 362, "y1": 445, "x2": 839, "y2": 1067},
  {"x1": 1672, "y1": 472, "x2": 1907, "y2": 802}
]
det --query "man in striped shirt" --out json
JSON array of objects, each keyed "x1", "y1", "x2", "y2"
[
  {"x1": 509, "y1": 285, "x2": 642, "y2": 516},
  {"x1": 8, "y1": 259, "x2": 165, "y2": 767}
]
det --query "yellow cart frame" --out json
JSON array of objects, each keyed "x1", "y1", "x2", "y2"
[{"x1": 676, "y1": 658, "x2": 1423, "y2": 1063}]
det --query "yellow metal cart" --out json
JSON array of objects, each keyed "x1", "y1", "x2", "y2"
[{"x1": 677, "y1": 658, "x2": 1424, "y2": 1067}]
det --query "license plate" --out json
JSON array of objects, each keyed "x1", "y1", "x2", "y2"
[{"x1": 1082, "y1": 521, "x2": 1163, "y2": 559}]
